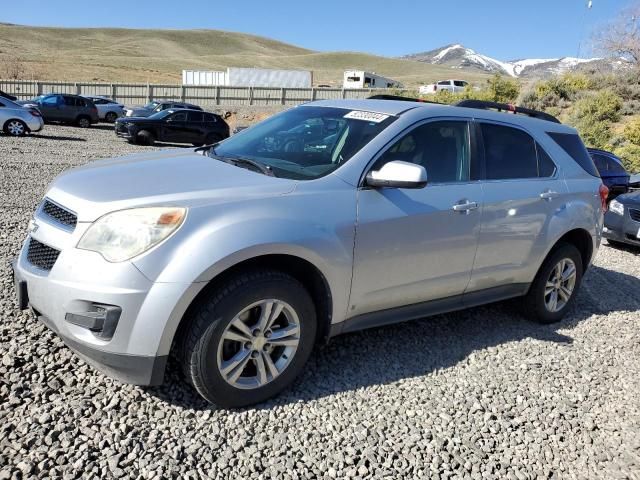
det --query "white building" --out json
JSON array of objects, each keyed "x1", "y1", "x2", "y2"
[
  {"x1": 182, "y1": 68, "x2": 312, "y2": 88},
  {"x1": 343, "y1": 70, "x2": 403, "y2": 89}
]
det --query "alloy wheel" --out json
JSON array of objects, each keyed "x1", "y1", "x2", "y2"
[
  {"x1": 544, "y1": 258, "x2": 577, "y2": 312},
  {"x1": 7, "y1": 121, "x2": 25, "y2": 136},
  {"x1": 217, "y1": 299, "x2": 300, "y2": 389}
]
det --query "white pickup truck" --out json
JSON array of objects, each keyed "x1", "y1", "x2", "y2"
[{"x1": 420, "y1": 79, "x2": 469, "y2": 95}]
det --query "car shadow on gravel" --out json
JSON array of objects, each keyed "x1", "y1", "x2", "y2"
[
  {"x1": 145, "y1": 264, "x2": 640, "y2": 411},
  {"x1": 29, "y1": 134, "x2": 86, "y2": 142}
]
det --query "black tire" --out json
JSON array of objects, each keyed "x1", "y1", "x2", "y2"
[
  {"x1": 179, "y1": 270, "x2": 316, "y2": 407},
  {"x1": 3, "y1": 119, "x2": 27, "y2": 136},
  {"x1": 137, "y1": 130, "x2": 155, "y2": 146},
  {"x1": 522, "y1": 243, "x2": 583, "y2": 324},
  {"x1": 76, "y1": 115, "x2": 91, "y2": 128},
  {"x1": 105, "y1": 111, "x2": 118, "y2": 123}
]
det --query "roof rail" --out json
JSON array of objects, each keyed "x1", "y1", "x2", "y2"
[
  {"x1": 368, "y1": 94, "x2": 443, "y2": 105},
  {"x1": 455, "y1": 100, "x2": 560, "y2": 124}
]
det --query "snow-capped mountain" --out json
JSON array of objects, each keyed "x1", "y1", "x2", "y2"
[{"x1": 402, "y1": 44, "x2": 613, "y2": 78}]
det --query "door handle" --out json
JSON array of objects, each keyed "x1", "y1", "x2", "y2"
[
  {"x1": 539, "y1": 190, "x2": 559, "y2": 201},
  {"x1": 452, "y1": 201, "x2": 479, "y2": 213}
]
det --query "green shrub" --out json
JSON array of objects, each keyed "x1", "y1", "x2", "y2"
[
  {"x1": 613, "y1": 144, "x2": 640, "y2": 173},
  {"x1": 486, "y1": 74, "x2": 520, "y2": 103},
  {"x1": 574, "y1": 118, "x2": 614, "y2": 149},
  {"x1": 622, "y1": 116, "x2": 640, "y2": 145}
]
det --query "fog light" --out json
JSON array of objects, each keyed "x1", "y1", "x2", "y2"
[{"x1": 65, "y1": 304, "x2": 121, "y2": 338}]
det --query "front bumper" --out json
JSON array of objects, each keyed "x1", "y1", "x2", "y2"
[
  {"x1": 11, "y1": 214, "x2": 199, "y2": 386},
  {"x1": 603, "y1": 208, "x2": 640, "y2": 246},
  {"x1": 27, "y1": 117, "x2": 45, "y2": 132}
]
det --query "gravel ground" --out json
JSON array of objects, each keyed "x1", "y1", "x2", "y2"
[{"x1": 1, "y1": 125, "x2": 639, "y2": 479}]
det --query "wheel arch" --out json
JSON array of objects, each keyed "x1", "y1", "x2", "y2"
[
  {"x1": 170, "y1": 253, "x2": 334, "y2": 357},
  {"x1": 3, "y1": 118, "x2": 29, "y2": 133}
]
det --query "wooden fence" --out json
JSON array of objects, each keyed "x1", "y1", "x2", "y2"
[{"x1": 0, "y1": 80, "x2": 391, "y2": 107}]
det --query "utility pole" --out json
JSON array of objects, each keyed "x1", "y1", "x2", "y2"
[{"x1": 577, "y1": 0, "x2": 593, "y2": 59}]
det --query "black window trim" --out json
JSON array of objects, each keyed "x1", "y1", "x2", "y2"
[
  {"x1": 359, "y1": 116, "x2": 478, "y2": 188},
  {"x1": 474, "y1": 119, "x2": 559, "y2": 183}
]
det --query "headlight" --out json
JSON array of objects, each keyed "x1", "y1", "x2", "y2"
[
  {"x1": 609, "y1": 199, "x2": 624, "y2": 216},
  {"x1": 78, "y1": 207, "x2": 186, "y2": 262}
]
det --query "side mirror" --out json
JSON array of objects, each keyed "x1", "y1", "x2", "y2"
[{"x1": 366, "y1": 160, "x2": 427, "y2": 189}]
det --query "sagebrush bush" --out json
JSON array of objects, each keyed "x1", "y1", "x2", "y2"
[
  {"x1": 613, "y1": 144, "x2": 640, "y2": 173},
  {"x1": 623, "y1": 116, "x2": 640, "y2": 145},
  {"x1": 571, "y1": 91, "x2": 623, "y2": 124}
]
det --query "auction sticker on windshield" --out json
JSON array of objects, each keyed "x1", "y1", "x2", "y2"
[{"x1": 344, "y1": 111, "x2": 390, "y2": 123}]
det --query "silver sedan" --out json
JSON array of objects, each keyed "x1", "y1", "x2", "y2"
[{"x1": 0, "y1": 97, "x2": 44, "y2": 136}]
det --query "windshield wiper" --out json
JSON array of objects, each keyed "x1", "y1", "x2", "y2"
[{"x1": 207, "y1": 151, "x2": 275, "y2": 177}]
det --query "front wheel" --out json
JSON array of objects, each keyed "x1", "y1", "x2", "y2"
[
  {"x1": 3, "y1": 119, "x2": 27, "y2": 136},
  {"x1": 523, "y1": 243, "x2": 583, "y2": 324},
  {"x1": 180, "y1": 270, "x2": 316, "y2": 407}
]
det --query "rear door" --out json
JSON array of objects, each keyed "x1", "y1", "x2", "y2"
[
  {"x1": 467, "y1": 121, "x2": 566, "y2": 294},
  {"x1": 62, "y1": 96, "x2": 80, "y2": 122},
  {"x1": 350, "y1": 119, "x2": 484, "y2": 317}
]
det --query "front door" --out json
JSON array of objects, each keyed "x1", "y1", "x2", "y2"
[
  {"x1": 38, "y1": 95, "x2": 63, "y2": 121},
  {"x1": 350, "y1": 120, "x2": 483, "y2": 317},
  {"x1": 161, "y1": 111, "x2": 189, "y2": 143}
]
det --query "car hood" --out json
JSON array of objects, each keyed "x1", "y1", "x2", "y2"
[
  {"x1": 45, "y1": 149, "x2": 297, "y2": 222},
  {"x1": 117, "y1": 116, "x2": 154, "y2": 123}
]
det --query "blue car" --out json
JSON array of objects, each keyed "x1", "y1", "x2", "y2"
[{"x1": 588, "y1": 148, "x2": 630, "y2": 200}]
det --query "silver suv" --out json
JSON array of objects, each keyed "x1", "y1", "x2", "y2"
[{"x1": 12, "y1": 98, "x2": 606, "y2": 407}]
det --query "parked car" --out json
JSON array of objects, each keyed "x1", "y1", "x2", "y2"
[
  {"x1": 603, "y1": 191, "x2": 640, "y2": 248},
  {"x1": 588, "y1": 148, "x2": 630, "y2": 200},
  {"x1": 115, "y1": 109, "x2": 229, "y2": 146},
  {"x1": 0, "y1": 90, "x2": 18, "y2": 101},
  {"x1": 18, "y1": 94, "x2": 99, "y2": 127},
  {"x1": 420, "y1": 79, "x2": 469, "y2": 95},
  {"x1": 0, "y1": 97, "x2": 44, "y2": 136},
  {"x1": 124, "y1": 101, "x2": 203, "y2": 118},
  {"x1": 12, "y1": 98, "x2": 605, "y2": 407},
  {"x1": 83, "y1": 96, "x2": 124, "y2": 122}
]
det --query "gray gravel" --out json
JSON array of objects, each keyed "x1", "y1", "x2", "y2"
[{"x1": 1, "y1": 125, "x2": 640, "y2": 479}]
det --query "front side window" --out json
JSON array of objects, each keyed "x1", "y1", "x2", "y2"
[
  {"x1": 211, "y1": 106, "x2": 396, "y2": 180},
  {"x1": 374, "y1": 121, "x2": 470, "y2": 183},
  {"x1": 592, "y1": 153, "x2": 608, "y2": 173},
  {"x1": 187, "y1": 111, "x2": 203, "y2": 122},
  {"x1": 41, "y1": 95, "x2": 60, "y2": 106},
  {"x1": 168, "y1": 112, "x2": 187, "y2": 122}
]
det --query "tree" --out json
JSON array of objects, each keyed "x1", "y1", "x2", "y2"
[{"x1": 594, "y1": 3, "x2": 640, "y2": 64}]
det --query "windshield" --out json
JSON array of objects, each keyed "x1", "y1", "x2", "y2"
[
  {"x1": 144, "y1": 101, "x2": 160, "y2": 109},
  {"x1": 210, "y1": 106, "x2": 396, "y2": 180}
]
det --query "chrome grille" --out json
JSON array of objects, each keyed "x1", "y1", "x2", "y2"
[
  {"x1": 42, "y1": 200, "x2": 77, "y2": 229},
  {"x1": 629, "y1": 208, "x2": 640, "y2": 223},
  {"x1": 27, "y1": 238, "x2": 60, "y2": 271}
]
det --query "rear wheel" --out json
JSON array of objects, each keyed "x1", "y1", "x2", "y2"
[
  {"x1": 105, "y1": 111, "x2": 118, "y2": 123},
  {"x1": 76, "y1": 116, "x2": 91, "y2": 128},
  {"x1": 523, "y1": 243, "x2": 583, "y2": 324},
  {"x1": 3, "y1": 119, "x2": 27, "y2": 136},
  {"x1": 179, "y1": 270, "x2": 316, "y2": 407},
  {"x1": 137, "y1": 130, "x2": 155, "y2": 146}
]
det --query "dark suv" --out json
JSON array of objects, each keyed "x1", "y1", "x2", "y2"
[
  {"x1": 588, "y1": 148, "x2": 630, "y2": 200},
  {"x1": 115, "y1": 109, "x2": 229, "y2": 146},
  {"x1": 19, "y1": 94, "x2": 99, "y2": 127}
]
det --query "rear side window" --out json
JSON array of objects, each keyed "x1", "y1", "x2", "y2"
[
  {"x1": 203, "y1": 113, "x2": 218, "y2": 122},
  {"x1": 607, "y1": 157, "x2": 627, "y2": 175},
  {"x1": 591, "y1": 153, "x2": 608, "y2": 173},
  {"x1": 547, "y1": 132, "x2": 599, "y2": 177},
  {"x1": 481, "y1": 123, "x2": 538, "y2": 179},
  {"x1": 454, "y1": 80, "x2": 467, "y2": 87}
]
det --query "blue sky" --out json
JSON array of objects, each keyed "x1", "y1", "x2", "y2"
[{"x1": 1, "y1": 0, "x2": 630, "y2": 59}]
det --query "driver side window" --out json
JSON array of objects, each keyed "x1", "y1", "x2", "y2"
[
  {"x1": 168, "y1": 112, "x2": 187, "y2": 122},
  {"x1": 374, "y1": 121, "x2": 471, "y2": 183}
]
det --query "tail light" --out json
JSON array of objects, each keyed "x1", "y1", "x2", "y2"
[
  {"x1": 599, "y1": 183, "x2": 609, "y2": 212},
  {"x1": 30, "y1": 110, "x2": 41, "y2": 117}
]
